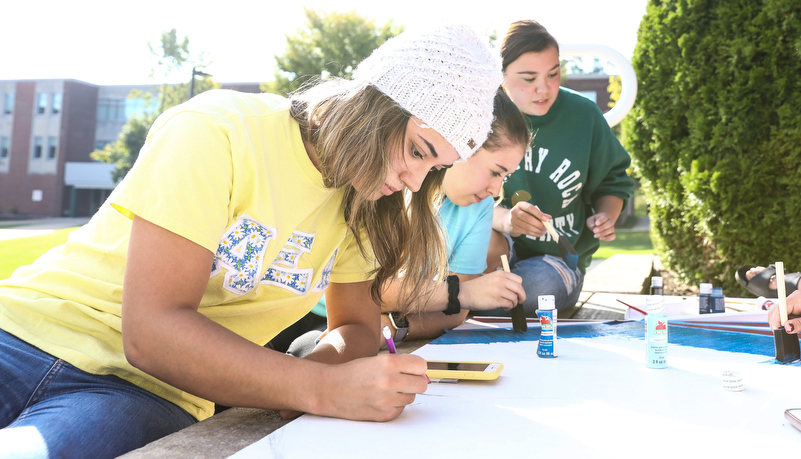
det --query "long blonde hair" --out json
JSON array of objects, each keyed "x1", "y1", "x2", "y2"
[{"x1": 291, "y1": 79, "x2": 448, "y2": 307}]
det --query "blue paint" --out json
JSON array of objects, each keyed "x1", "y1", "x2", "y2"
[
  {"x1": 537, "y1": 308, "x2": 556, "y2": 358},
  {"x1": 434, "y1": 320, "x2": 778, "y2": 357}
]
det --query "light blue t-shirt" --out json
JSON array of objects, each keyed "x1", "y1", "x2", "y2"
[
  {"x1": 312, "y1": 195, "x2": 494, "y2": 316},
  {"x1": 440, "y1": 196, "x2": 494, "y2": 275}
]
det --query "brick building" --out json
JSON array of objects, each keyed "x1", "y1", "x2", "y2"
[{"x1": 0, "y1": 80, "x2": 260, "y2": 217}]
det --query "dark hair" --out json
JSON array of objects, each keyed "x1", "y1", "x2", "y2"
[
  {"x1": 482, "y1": 88, "x2": 530, "y2": 152},
  {"x1": 501, "y1": 20, "x2": 560, "y2": 72}
]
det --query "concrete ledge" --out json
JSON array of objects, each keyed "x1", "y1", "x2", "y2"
[
  {"x1": 119, "y1": 339, "x2": 429, "y2": 458},
  {"x1": 581, "y1": 253, "x2": 655, "y2": 295},
  {"x1": 571, "y1": 254, "x2": 655, "y2": 320},
  {"x1": 120, "y1": 408, "x2": 289, "y2": 458}
]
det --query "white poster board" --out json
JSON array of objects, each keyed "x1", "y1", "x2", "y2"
[{"x1": 231, "y1": 322, "x2": 801, "y2": 458}]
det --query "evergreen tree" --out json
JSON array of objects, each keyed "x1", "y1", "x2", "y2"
[{"x1": 623, "y1": 0, "x2": 801, "y2": 292}]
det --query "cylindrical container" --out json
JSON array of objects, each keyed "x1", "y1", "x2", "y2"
[
  {"x1": 536, "y1": 295, "x2": 557, "y2": 358},
  {"x1": 645, "y1": 294, "x2": 668, "y2": 368},
  {"x1": 722, "y1": 371, "x2": 744, "y2": 392},
  {"x1": 756, "y1": 296, "x2": 777, "y2": 310},
  {"x1": 711, "y1": 287, "x2": 725, "y2": 314},
  {"x1": 699, "y1": 283, "x2": 713, "y2": 314},
  {"x1": 650, "y1": 276, "x2": 663, "y2": 296}
]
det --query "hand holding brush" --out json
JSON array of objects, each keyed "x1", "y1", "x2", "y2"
[{"x1": 510, "y1": 191, "x2": 578, "y2": 270}]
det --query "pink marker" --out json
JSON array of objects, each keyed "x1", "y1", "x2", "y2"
[{"x1": 382, "y1": 326, "x2": 397, "y2": 354}]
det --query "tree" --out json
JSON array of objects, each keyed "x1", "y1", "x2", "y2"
[
  {"x1": 91, "y1": 29, "x2": 219, "y2": 182},
  {"x1": 561, "y1": 56, "x2": 606, "y2": 75},
  {"x1": 89, "y1": 116, "x2": 151, "y2": 184},
  {"x1": 622, "y1": 0, "x2": 801, "y2": 293},
  {"x1": 263, "y1": 9, "x2": 403, "y2": 95}
]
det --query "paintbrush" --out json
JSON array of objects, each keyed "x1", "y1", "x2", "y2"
[
  {"x1": 511, "y1": 191, "x2": 578, "y2": 270},
  {"x1": 773, "y1": 261, "x2": 799, "y2": 363},
  {"x1": 501, "y1": 254, "x2": 527, "y2": 332},
  {"x1": 616, "y1": 299, "x2": 647, "y2": 316}
]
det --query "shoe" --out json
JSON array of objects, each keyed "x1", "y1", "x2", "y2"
[{"x1": 735, "y1": 264, "x2": 801, "y2": 297}]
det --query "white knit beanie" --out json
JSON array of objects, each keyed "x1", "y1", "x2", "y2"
[{"x1": 354, "y1": 23, "x2": 503, "y2": 161}]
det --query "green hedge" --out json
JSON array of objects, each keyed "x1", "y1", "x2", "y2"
[{"x1": 623, "y1": 0, "x2": 801, "y2": 294}]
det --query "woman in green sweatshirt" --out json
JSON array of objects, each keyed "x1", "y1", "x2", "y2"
[{"x1": 483, "y1": 19, "x2": 634, "y2": 314}]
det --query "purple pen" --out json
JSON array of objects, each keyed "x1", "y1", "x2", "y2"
[{"x1": 382, "y1": 326, "x2": 397, "y2": 354}]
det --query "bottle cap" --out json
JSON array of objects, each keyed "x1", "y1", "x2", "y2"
[
  {"x1": 699, "y1": 283, "x2": 713, "y2": 294},
  {"x1": 712, "y1": 287, "x2": 723, "y2": 295},
  {"x1": 646, "y1": 295, "x2": 665, "y2": 314},
  {"x1": 651, "y1": 276, "x2": 663, "y2": 287},
  {"x1": 537, "y1": 295, "x2": 555, "y2": 310}
]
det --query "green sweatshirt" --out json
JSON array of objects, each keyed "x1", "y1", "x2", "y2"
[{"x1": 502, "y1": 87, "x2": 634, "y2": 272}]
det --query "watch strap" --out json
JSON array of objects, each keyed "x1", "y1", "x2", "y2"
[{"x1": 444, "y1": 275, "x2": 461, "y2": 315}]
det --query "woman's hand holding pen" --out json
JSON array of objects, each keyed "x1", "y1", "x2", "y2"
[
  {"x1": 315, "y1": 354, "x2": 428, "y2": 422},
  {"x1": 280, "y1": 350, "x2": 428, "y2": 422}
]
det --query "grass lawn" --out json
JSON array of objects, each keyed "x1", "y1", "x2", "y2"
[
  {"x1": 594, "y1": 230, "x2": 654, "y2": 260},
  {"x1": 0, "y1": 228, "x2": 75, "y2": 279},
  {"x1": 1, "y1": 199, "x2": 656, "y2": 279},
  {"x1": 592, "y1": 184, "x2": 655, "y2": 260}
]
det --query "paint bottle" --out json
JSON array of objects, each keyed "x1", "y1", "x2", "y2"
[
  {"x1": 756, "y1": 296, "x2": 777, "y2": 310},
  {"x1": 650, "y1": 276, "x2": 663, "y2": 296},
  {"x1": 536, "y1": 295, "x2": 557, "y2": 358},
  {"x1": 699, "y1": 283, "x2": 712, "y2": 314},
  {"x1": 711, "y1": 287, "x2": 725, "y2": 314},
  {"x1": 645, "y1": 294, "x2": 668, "y2": 368}
]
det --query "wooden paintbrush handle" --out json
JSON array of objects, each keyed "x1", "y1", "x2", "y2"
[
  {"x1": 542, "y1": 219, "x2": 559, "y2": 240},
  {"x1": 777, "y1": 261, "x2": 788, "y2": 325},
  {"x1": 501, "y1": 254, "x2": 511, "y2": 273}
]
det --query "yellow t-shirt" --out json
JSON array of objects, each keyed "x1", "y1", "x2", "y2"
[{"x1": 0, "y1": 90, "x2": 375, "y2": 420}]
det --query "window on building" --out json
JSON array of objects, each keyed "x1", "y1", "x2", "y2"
[
  {"x1": 97, "y1": 98, "x2": 126, "y2": 122},
  {"x1": 37, "y1": 93, "x2": 48, "y2": 115},
  {"x1": 47, "y1": 136, "x2": 57, "y2": 159},
  {"x1": 97, "y1": 99, "x2": 109, "y2": 121},
  {"x1": 3, "y1": 93, "x2": 13, "y2": 115},
  {"x1": 33, "y1": 137, "x2": 43, "y2": 158},
  {"x1": 113, "y1": 99, "x2": 125, "y2": 121},
  {"x1": 52, "y1": 93, "x2": 62, "y2": 114},
  {"x1": 125, "y1": 97, "x2": 156, "y2": 119},
  {"x1": 1, "y1": 137, "x2": 9, "y2": 158}
]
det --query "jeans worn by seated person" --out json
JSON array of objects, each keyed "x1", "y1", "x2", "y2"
[
  {"x1": 0, "y1": 329, "x2": 196, "y2": 459},
  {"x1": 473, "y1": 252, "x2": 584, "y2": 316}
]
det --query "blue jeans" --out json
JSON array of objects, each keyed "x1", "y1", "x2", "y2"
[
  {"x1": 475, "y1": 249, "x2": 584, "y2": 317},
  {"x1": 0, "y1": 329, "x2": 196, "y2": 459}
]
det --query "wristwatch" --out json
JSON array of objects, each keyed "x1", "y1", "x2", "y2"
[{"x1": 388, "y1": 312, "x2": 409, "y2": 342}]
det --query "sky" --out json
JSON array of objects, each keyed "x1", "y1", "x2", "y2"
[{"x1": 1, "y1": 0, "x2": 649, "y2": 86}]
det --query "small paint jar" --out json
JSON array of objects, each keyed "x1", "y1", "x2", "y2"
[{"x1": 699, "y1": 283, "x2": 712, "y2": 314}]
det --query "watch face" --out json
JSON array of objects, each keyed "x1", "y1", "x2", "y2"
[{"x1": 391, "y1": 312, "x2": 409, "y2": 329}]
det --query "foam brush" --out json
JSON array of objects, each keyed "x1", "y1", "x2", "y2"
[
  {"x1": 501, "y1": 254, "x2": 527, "y2": 332},
  {"x1": 773, "y1": 261, "x2": 800, "y2": 363},
  {"x1": 541, "y1": 219, "x2": 579, "y2": 271}
]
